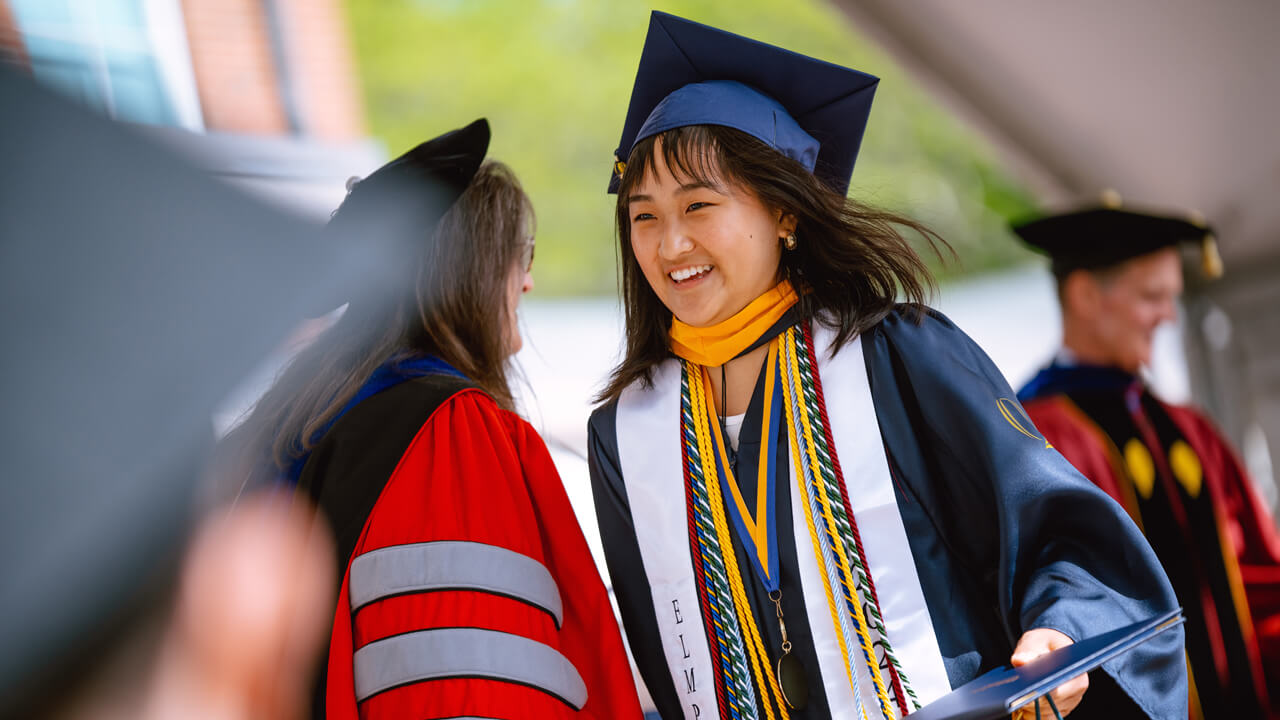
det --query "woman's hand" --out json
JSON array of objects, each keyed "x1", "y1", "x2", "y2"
[{"x1": 1009, "y1": 628, "x2": 1088, "y2": 719}]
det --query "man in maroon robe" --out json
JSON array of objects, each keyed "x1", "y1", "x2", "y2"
[{"x1": 1014, "y1": 204, "x2": 1280, "y2": 719}]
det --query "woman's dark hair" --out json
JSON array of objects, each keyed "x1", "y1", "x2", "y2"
[
  {"x1": 598, "y1": 124, "x2": 946, "y2": 402},
  {"x1": 226, "y1": 160, "x2": 533, "y2": 485}
]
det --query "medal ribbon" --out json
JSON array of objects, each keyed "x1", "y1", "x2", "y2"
[{"x1": 703, "y1": 339, "x2": 783, "y2": 592}]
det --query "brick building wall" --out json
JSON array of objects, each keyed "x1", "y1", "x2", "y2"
[
  {"x1": 180, "y1": 0, "x2": 363, "y2": 138},
  {"x1": 180, "y1": 0, "x2": 290, "y2": 135},
  {"x1": 0, "y1": 0, "x2": 27, "y2": 69},
  {"x1": 273, "y1": 0, "x2": 365, "y2": 141}
]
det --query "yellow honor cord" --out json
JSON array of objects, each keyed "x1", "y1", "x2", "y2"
[
  {"x1": 756, "y1": 341, "x2": 780, "y2": 573},
  {"x1": 779, "y1": 331, "x2": 867, "y2": 719},
  {"x1": 691, "y1": 364, "x2": 791, "y2": 720},
  {"x1": 670, "y1": 280, "x2": 799, "y2": 367},
  {"x1": 782, "y1": 329, "x2": 896, "y2": 719},
  {"x1": 689, "y1": 370, "x2": 750, "y2": 717},
  {"x1": 786, "y1": 333, "x2": 895, "y2": 718}
]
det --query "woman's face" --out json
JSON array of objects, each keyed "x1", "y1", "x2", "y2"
[
  {"x1": 504, "y1": 235, "x2": 535, "y2": 356},
  {"x1": 626, "y1": 144, "x2": 793, "y2": 327}
]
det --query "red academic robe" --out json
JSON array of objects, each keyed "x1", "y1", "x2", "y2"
[
  {"x1": 1024, "y1": 386, "x2": 1280, "y2": 719},
  {"x1": 299, "y1": 373, "x2": 643, "y2": 720}
]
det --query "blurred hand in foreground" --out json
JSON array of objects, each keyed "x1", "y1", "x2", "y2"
[{"x1": 140, "y1": 492, "x2": 334, "y2": 720}]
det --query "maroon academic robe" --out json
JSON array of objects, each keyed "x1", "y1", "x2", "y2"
[
  {"x1": 299, "y1": 371, "x2": 643, "y2": 720},
  {"x1": 1022, "y1": 368, "x2": 1280, "y2": 719}
]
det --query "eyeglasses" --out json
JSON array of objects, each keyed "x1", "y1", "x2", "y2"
[{"x1": 519, "y1": 238, "x2": 536, "y2": 272}]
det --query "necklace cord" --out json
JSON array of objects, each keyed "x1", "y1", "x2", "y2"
[{"x1": 721, "y1": 362, "x2": 730, "y2": 453}]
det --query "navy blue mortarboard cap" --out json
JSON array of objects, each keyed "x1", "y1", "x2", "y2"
[
  {"x1": 1013, "y1": 204, "x2": 1221, "y2": 278},
  {"x1": 609, "y1": 11, "x2": 879, "y2": 196},
  {"x1": 637, "y1": 81, "x2": 820, "y2": 173}
]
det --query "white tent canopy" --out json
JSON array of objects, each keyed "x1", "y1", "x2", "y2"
[
  {"x1": 832, "y1": 0, "x2": 1280, "y2": 499},
  {"x1": 833, "y1": 0, "x2": 1279, "y2": 263}
]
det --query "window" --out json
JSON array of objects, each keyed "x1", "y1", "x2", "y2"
[{"x1": 10, "y1": 0, "x2": 201, "y2": 129}]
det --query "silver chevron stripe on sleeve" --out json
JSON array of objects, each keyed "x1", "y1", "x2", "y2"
[
  {"x1": 348, "y1": 540, "x2": 563, "y2": 626},
  {"x1": 352, "y1": 627, "x2": 588, "y2": 709}
]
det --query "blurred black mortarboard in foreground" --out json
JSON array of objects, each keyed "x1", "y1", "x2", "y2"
[
  {"x1": 609, "y1": 11, "x2": 879, "y2": 196},
  {"x1": 1013, "y1": 197, "x2": 1222, "y2": 279},
  {"x1": 0, "y1": 68, "x2": 413, "y2": 713}
]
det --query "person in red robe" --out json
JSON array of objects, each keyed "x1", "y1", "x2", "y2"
[
  {"x1": 225, "y1": 120, "x2": 643, "y2": 720},
  {"x1": 1014, "y1": 203, "x2": 1280, "y2": 719}
]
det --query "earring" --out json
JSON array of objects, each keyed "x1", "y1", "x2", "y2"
[{"x1": 783, "y1": 232, "x2": 798, "y2": 250}]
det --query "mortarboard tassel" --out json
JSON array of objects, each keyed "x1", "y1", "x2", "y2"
[{"x1": 1201, "y1": 234, "x2": 1224, "y2": 279}]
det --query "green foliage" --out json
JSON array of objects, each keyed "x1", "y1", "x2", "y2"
[{"x1": 345, "y1": 0, "x2": 1039, "y2": 295}]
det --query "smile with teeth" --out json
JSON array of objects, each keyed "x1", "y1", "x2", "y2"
[{"x1": 669, "y1": 264, "x2": 713, "y2": 283}]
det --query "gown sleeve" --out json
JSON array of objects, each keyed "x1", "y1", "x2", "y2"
[
  {"x1": 1166, "y1": 404, "x2": 1280, "y2": 688},
  {"x1": 866, "y1": 308, "x2": 1187, "y2": 719},
  {"x1": 586, "y1": 401, "x2": 685, "y2": 720},
  {"x1": 325, "y1": 389, "x2": 642, "y2": 720}
]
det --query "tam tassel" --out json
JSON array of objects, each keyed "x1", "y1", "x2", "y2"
[{"x1": 1201, "y1": 234, "x2": 1224, "y2": 279}]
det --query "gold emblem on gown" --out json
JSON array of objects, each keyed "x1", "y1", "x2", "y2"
[
  {"x1": 998, "y1": 398, "x2": 1053, "y2": 449},
  {"x1": 1124, "y1": 439, "x2": 1156, "y2": 499},
  {"x1": 1169, "y1": 440, "x2": 1203, "y2": 498}
]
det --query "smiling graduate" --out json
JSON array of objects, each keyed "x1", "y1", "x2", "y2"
[{"x1": 587, "y1": 12, "x2": 1187, "y2": 720}]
